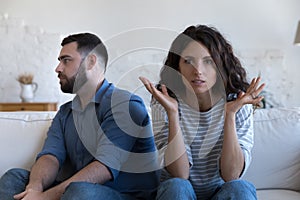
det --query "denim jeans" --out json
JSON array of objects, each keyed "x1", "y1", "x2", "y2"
[
  {"x1": 155, "y1": 178, "x2": 197, "y2": 200},
  {"x1": 0, "y1": 168, "x2": 30, "y2": 200},
  {"x1": 61, "y1": 182, "x2": 136, "y2": 200},
  {"x1": 156, "y1": 178, "x2": 257, "y2": 200},
  {"x1": 0, "y1": 168, "x2": 136, "y2": 200}
]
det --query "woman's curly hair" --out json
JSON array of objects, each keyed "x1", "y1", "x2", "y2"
[{"x1": 159, "y1": 25, "x2": 249, "y2": 99}]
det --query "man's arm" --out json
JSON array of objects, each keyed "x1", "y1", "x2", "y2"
[
  {"x1": 14, "y1": 155, "x2": 112, "y2": 200},
  {"x1": 14, "y1": 154, "x2": 60, "y2": 200},
  {"x1": 27, "y1": 155, "x2": 60, "y2": 191},
  {"x1": 45, "y1": 160, "x2": 112, "y2": 199}
]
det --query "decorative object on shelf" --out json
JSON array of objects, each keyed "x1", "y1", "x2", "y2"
[
  {"x1": 294, "y1": 20, "x2": 300, "y2": 46},
  {"x1": 17, "y1": 73, "x2": 38, "y2": 102}
]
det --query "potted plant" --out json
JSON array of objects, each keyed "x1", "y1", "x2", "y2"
[{"x1": 17, "y1": 73, "x2": 38, "y2": 102}]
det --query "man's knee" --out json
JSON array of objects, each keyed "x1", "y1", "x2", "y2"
[
  {"x1": 0, "y1": 168, "x2": 29, "y2": 183},
  {"x1": 62, "y1": 182, "x2": 108, "y2": 200},
  {"x1": 0, "y1": 168, "x2": 30, "y2": 199},
  {"x1": 62, "y1": 182, "x2": 87, "y2": 200}
]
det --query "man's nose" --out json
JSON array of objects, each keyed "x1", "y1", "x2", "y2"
[{"x1": 55, "y1": 62, "x2": 63, "y2": 73}]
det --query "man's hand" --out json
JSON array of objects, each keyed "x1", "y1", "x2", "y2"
[{"x1": 14, "y1": 188, "x2": 45, "y2": 200}]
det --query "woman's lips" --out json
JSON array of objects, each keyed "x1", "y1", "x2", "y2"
[{"x1": 191, "y1": 79, "x2": 205, "y2": 86}]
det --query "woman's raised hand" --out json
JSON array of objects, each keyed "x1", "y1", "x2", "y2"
[
  {"x1": 139, "y1": 76, "x2": 178, "y2": 114},
  {"x1": 226, "y1": 76, "x2": 265, "y2": 114}
]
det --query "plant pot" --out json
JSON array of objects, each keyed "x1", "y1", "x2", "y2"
[{"x1": 20, "y1": 82, "x2": 38, "y2": 102}]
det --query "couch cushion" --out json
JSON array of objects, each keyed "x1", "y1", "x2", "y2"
[
  {"x1": 243, "y1": 107, "x2": 300, "y2": 191},
  {"x1": 0, "y1": 111, "x2": 56, "y2": 176},
  {"x1": 257, "y1": 189, "x2": 300, "y2": 200}
]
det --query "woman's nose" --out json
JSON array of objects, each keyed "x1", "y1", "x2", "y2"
[{"x1": 193, "y1": 62, "x2": 203, "y2": 74}]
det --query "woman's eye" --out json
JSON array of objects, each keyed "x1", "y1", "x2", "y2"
[
  {"x1": 203, "y1": 59, "x2": 214, "y2": 65},
  {"x1": 184, "y1": 58, "x2": 193, "y2": 65}
]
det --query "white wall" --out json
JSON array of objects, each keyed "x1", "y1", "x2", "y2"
[{"x1": 0, "y1": 0, "x2": 299, "y2": 108}]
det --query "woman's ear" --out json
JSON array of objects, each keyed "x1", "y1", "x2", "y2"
[{"x1": 86, "y1": 54, "x2": 97, "y2": 70}]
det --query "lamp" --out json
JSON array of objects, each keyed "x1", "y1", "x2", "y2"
[{"x1": 294, "y1": 21, "x2": 300, "y2": 45}]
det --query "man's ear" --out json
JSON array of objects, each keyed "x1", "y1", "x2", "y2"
[{"x1": 86, "y1": 54, "x2": 97, "y2": 70}]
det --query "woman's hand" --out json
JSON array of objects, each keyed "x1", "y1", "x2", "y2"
[
  {"x1": 139, "y1": 76, "x2": 178, "y2": 114},
  {"x1": 226, "y1": 77, "x2": 265, "y2": 115}
]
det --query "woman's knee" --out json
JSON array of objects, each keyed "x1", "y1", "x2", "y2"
[
  {"x1": 162, "y1": 178, "x2": 193, "y2": 191},
  {"x1": 220, "y1": 179, "x2": 257, "y2": 199},
  {"x1": 156, "y1": 178, "x2": 196, "y2": 200},
  {"x1": 223, "y1": 179, "x2": 256, "y2": 191}
]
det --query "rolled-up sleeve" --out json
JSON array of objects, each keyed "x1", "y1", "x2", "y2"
[{"x1": 36, "y1": 109, "x2": 67, "y2": 167}]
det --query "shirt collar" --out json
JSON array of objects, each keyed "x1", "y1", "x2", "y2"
[{"x1": 72, "y1": 79, "x2": 110, "y2": 111}]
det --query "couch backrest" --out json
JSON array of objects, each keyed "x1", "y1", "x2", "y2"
[
  {"x1": 0, "y1": 111, "x2": 56, "y2": 176},
  {"x1": 243, "y1": 107, "x2": 300, "y2": 191},
  {"x1": 1, "y1": 108, "x2": 300, "y2": 191}
]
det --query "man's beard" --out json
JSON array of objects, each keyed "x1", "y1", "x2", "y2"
[{"x1": 59, "y1": 67, "x2": 88, "y2": 94}]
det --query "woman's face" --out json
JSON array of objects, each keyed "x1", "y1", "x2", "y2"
[{"x1": 179, "y1": 41, "x2": 217, "y2": 96}]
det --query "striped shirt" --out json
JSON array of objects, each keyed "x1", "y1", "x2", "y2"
[{"x1": 151, "y1": 97, "x2": 254, "y2": 199}]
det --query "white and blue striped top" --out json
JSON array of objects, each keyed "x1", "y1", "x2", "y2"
[{"x1": 151, "y1": 97, "x2": 254, "y2": 199}]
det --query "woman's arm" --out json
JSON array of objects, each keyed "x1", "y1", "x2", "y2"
[
  {"x1": 220, "y1": 77, "x2": 265, "y2": 181},
  {"x1": 220, "y1": 111, "x2": 245, "y2": 181},
  {"x1": 140, "y1": 77, "x2": 190, "y2": 179},
  {"x1": 164, "y1": 108, "x2": 190, "y2": 179}
]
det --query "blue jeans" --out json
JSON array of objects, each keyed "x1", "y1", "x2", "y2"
[
  {"x1": 156, "y1": 178, "x2": 257, "y2": 200},
  {"x1": 61, "y1": 182, "x2": 137, "y2": 200},
  {"x1": 0, "y1": 168, "x2": 137, "y2": 200},
  {"x1": 0, "y1": 168, "x2": 30, "y2": 200}
]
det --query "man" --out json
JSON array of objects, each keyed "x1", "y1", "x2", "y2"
[{"x1": 0, "y1": 33, "x2": 159, "y2": 200}]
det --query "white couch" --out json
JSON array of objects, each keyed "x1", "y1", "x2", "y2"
[
  {"x1": 243, "y1": 107, "x2": 300, "y2": 199},
  {"x1": 0, "y1": 107, "x2": 300, "y2": 199}
]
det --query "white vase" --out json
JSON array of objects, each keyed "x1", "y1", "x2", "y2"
[{"x1": 20, "y1": 82, "x2": 38, "y2": 102}]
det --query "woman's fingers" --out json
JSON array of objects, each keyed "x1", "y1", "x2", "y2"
[
  {"x1": 139, "y1": 76, "x2": 166, "y2": 99},
  {"x1": 247, "y1": 77, "x2": 265, "y2": 99},
  {"x1": 139, "y1": 76, "x2": 150, "y2": 86},
  {"x1": 139, "y1": 76, "x2": 154, "y2": 94},
  {"x1": 160, "y1": 84, "x2": 168, "y2": 95},
  {"x1": 244, "y1": 77, "x2": 266, "y2": 109}
]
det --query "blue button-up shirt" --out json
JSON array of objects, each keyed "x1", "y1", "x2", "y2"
[{"x1": 37, "y1": 79, "x2": 159, "y2": 198}]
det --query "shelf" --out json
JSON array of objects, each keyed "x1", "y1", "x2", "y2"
[{"x1": 0, "y1": 102, "x2": 57, "y2": 111}]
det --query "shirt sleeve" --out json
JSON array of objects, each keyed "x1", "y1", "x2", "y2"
[
  {"x1": 235, "y1": 104, "x2": 254, "y2": 177},
  {"x1": 36, "y1": 108, "x2": 67, "y2": 167}
]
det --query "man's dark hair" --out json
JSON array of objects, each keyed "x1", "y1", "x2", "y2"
[{"x1": 61, "y1": 33, "x2": 108, "y2": 69}]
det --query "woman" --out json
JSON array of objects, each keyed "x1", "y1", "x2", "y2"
[{"x1": 140, "y1": 25, "x2": 264, "y2": 199}]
